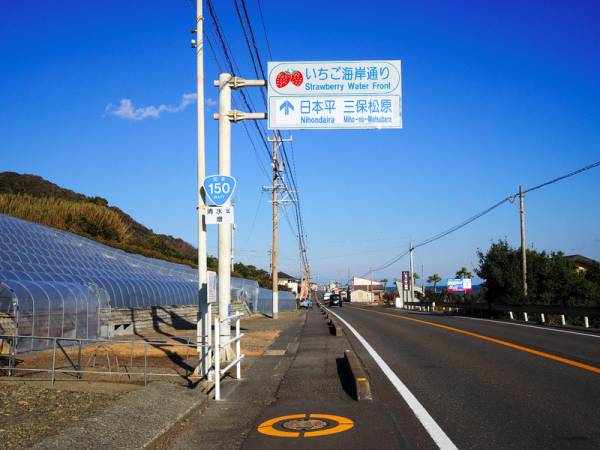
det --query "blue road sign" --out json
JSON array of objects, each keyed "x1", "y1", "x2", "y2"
[{"x1": 203, "y1": 175, "x2": 236, "y2": 207}]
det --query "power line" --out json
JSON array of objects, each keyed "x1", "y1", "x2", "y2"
[
  {"x1": 368, "y1": 158, "x2": 600, "y2": 274},
  {"x1": 255, "y1": 0, "x2": 273, "y2": 60},
  {"x1": 521, "y1": 159, "x2": 600, "y2": 195},
  {"x1": 203, "y1": 0, "x2": 310, "y2": 275}
]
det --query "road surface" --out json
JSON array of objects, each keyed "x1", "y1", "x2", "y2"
[{"x1": 331, "y1": 304, "x2": 600, "y2": 449}]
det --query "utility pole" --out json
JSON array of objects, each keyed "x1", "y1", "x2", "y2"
[
  {"x1": 409, "y1": 241, "x2": 415, "y2": 303},
  {"x1": 421, "y1": 263, "x2": 424, "y2": 298},
  {"x1": 267, "y1": 132, "x2": 292, "y2": 319},
  {"x1": 214, "y1": 73, "x2": 266, "y2": 355},
  {"x1": 369, "y1": 268, "x2": 373, "y2": 303},
  {"x1": 192, "y1": 0, "x2": 209, "y2": 378},
  {"x1": 519, "y1": 185, "x2": 528, "y2": 297}
]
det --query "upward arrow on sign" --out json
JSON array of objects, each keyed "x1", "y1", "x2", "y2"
[{"x1": 280, "y1": 100, "x2": 294, "y2": 115}]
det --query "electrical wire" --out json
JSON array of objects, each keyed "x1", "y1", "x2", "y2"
[
  {"x1": 255, "y1": 0, "x2": 273, "y2": 60},
  {"x1": 368, "y1": 158, "x2": 600, "y2": 274}
]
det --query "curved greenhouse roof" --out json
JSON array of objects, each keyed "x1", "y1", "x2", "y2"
[{"x1": 0, "y1": 213, "x2": 295, "y2": 351}]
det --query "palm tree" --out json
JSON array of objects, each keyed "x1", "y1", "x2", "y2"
[
  {"x1": 455, "y1": 267, "x2": 473, "y2": 279},
  {"x1": 427, "y1": 274, "x2": 442, "y2": 293}
]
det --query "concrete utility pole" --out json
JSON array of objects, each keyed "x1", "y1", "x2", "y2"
[
  {"x1": 193, "y1": 0, "x2": 209, "y2": 377},
  {"x1": 409, "y1": 241, "x2": 415, "y2": 303},
  {"x1": 267, "y1": 133, "x2": 292, "y2": 319},
  {"x1": 214, "y1": 73, "x2": 266, "y2": 355},
  {"x1": 421, "y1": 263, "x2": 424, "y2": 298},
  {"x1": 217, "y1": 72, "x2": 233, "y2": 355},
  {"x1": 369, "y1": 268, "x2": 373, "y2": 303},
  {"x1": 519, "y1": 185, "x2": 528, "y2": 297}
]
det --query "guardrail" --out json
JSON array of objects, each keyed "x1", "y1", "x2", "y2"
[
  {"x1": 213, "y1": 313, "x2": 244, "y2": 400},
  {"x1": 402, "y1": 301, "x2": 600, "y2": 329}
]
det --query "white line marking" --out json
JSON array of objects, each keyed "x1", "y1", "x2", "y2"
[
  {"x1": 455, "y1": 315, "x2": 600, "y2": 339},
  {"x1": 325, "y1": 306, "x2": 458, "y2": 450}
]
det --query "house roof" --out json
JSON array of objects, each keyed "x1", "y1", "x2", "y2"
[
  {"x1": 566, "y1": 254, "x2": 598, "y2": 268},
  {"x1": 278, "y1": 271, "x2": 299, "y2": 281}
]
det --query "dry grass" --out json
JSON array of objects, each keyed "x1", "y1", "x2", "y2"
[{"x1": 0, "y1": 193, "x2": 131, "y2": 242}]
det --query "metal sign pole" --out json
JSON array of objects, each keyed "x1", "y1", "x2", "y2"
[
  {"x1": 193, "y1": 0, "x2": 209, "y2": 378},
  {"x1": 217, "y1": 73, "x2": 233, "y2": 357},
  {"x1": 212, "y1": 74, "x2": 266, "y2": 357}
]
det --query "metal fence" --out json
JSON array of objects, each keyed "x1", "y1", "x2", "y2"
[
  {"x1": 402, "y1": 301, "x2": 600, "y2": 329},
  {"x1": 0, "y1": 334, "x2": 199, "y2": 386},
  {"x1": 253, "y1": 288, "x2": 297, "y2": 315}
]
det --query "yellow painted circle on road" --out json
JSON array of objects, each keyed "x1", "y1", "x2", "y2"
[{"x1": 257, "y1": 413, "x2": 354, "y2": 438}]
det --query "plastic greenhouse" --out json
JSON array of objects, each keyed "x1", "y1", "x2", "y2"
[{"x1": 0, "y1": 214, "x2": 296, "y2": 352}]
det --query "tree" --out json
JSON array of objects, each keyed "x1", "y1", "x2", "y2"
[
  {"x1": 476, "y1": 239, "x2": 600, "y2": 306},
  {"x1": 455, "y1": 267, "x2": 473, "y2": 279},
  {"x1": 427, "y1": 274, "x2": 442, "y2": 293},
  {"x1": 413, "y1": 272, "x2": 420, "y2": 282}
]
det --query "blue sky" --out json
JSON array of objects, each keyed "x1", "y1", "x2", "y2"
[{"x1": 1, "y1": 0, "x2": 599, "y2": 285}]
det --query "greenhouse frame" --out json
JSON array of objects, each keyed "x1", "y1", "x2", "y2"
[{"x1": 0, "y1": 213, "x2": 296, "y2": 352}]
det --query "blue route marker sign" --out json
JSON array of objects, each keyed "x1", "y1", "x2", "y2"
[{"x1": 203, "y1": 175, "x2": 236, "y2": 207}]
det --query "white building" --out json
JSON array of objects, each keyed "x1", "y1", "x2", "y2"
[
  {"x1": 278, "y1": 272, "x2": 300, "y2": 296},
  {"x1": 350, "y1": 276, "x2": 383, "y2": 303}
]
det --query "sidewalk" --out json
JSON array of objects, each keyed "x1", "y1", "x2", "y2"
[
  {"x1": 155, "y1": 306, "x2": 433, "y2": 450},
  {"x1": 24, "y1": 313, "x2": 302, "y2": 450}
]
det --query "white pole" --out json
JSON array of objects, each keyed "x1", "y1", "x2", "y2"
[
  {"x1": 272, "y1": 135, "x2": 279, "y2": 319},
  {"x1": 409, "y1": 241, "x2": 415, "y2": 303},
  {"x1": 214, "y1": 322, "x2": 220, "y2": 400},
  {"x1": 561, "y1": 314, "x2": 566, "y2": 326},
  {"x1": 194, "y1": 0, "x2": 209, "y2": 377},
  {"x1": 217, "y1": 73, "x2": 232, "y2": 357},
  {"x1": 235, "y1": 317, "x2": 241, "y2": 379}
]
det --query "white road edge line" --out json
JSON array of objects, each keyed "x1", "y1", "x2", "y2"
[
  {"x1": 325, "y1": 306, "x2": 458, "y2": 450},
  {"x1": 455, "y1": 315, "x2": 600, "y2": 339}
]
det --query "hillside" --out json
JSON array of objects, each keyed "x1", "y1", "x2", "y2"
[
  {"x1": 0, "y1": 172, "x2": 203, "y2": 268},
  {"x1": 0, "y1": 172, "x2": 278, "y2": 286}
]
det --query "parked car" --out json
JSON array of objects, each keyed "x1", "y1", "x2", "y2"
[{"x1": 328, "y1": 293, "x2": 342, "y2": 307}]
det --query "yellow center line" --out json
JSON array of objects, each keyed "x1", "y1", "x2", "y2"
[{"x1": 346, "y1": 305, "x2": 600, "y2": 375}]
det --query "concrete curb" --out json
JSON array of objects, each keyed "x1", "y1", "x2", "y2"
[
  {"x1": 328, "y1": 317, "x2": 344, "y2": 336},
  {"x1": 319, "y1": 303, "x2": 344, "y2": 336},
  {"x1": 344, "y1": 349, "x2": 372, "y2": 401}
]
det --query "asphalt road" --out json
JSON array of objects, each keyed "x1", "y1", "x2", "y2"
[
  {"x1": 332, "y1": 304, "x2": 600, "y2": 449},
  {"x1": 241, "y1": 307, "x2": 437, "y2": 449}
]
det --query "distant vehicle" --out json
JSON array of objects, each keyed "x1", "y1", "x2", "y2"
[
  {"x1": 328, "y1": 293, "x2": 342, "y2": 307},
  {"x1": 323, "y1": 292, "x2": 332, "y2": 302},
  {"x1": 340, "y1": 291, "x2": 348, "y2": 301}
]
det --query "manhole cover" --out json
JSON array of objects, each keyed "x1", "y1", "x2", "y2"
[
  {"x1": 282, "y1": 418, "x2": 328, "y2": 431},
  {"x1": 257, "y1": 413, "x2": 354, "y2": 438}
]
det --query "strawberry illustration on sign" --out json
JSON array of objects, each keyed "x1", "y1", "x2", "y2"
[
  {"x1": 276, "y1": 71, "x2": 291, "y2": 88},
  {"x1": 275, "y1": 70, "x2": 303, "y2": 88},
  {"x1": 290, "y1": 70, "x2": 303, "y2": 86}
]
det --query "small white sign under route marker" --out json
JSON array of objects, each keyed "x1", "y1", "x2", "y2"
[
  {"x1": 268, "y1": 60, "x2": 402, "y2": 130},
  {"x1": 204, "y1": 206, "x2": 234, "y2": 225},
  {"x1": 207, "y1": 271, "x2": 217, "y2": 304}
]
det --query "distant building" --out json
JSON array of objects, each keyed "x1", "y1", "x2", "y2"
[
  {"x1": 350, "y1": 276, "x2": 384, "y2": 303},
  {"x1": 278, "y1": 272, "x2": 300, "y2": 296},
  {"x1": 566, "y1": 254, "x2": 599, "y2": 273}
]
